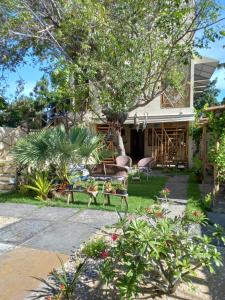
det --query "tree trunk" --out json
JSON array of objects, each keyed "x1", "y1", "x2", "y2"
[{"x1": 112, "y1": 127, "x2": 126, "y2": 156}]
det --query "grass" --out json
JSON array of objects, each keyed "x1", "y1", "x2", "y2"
[
  {"x1": 0, "y1": 176, "x2": 167, "y2": 213},
  {"x1": 186, "y1": 173, "x2": 205, "y2": 215}
]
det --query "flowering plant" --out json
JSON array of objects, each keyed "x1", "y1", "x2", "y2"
[
  {"x1": 160, "y1": 187, "x2": 171, "y2": 199},
  {"x1": 100, "y1": 205, "x2": 225, "y2": 299}
]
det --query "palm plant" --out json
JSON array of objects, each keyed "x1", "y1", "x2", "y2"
[{"x1": 12, "y1": 125, "x2": 111, "y2": 180}]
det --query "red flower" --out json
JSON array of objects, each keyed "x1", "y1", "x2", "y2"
[
  {"x1": 100, "y1": 249, "x2": 109, "y2": 259},
  {"x1": 60, "y1": 284, "x2": 65, "y2": 290},
  {"x1": 111, "y1": 233, "x2": 119, "y2": 241},
  {"x1": 146, "y1": 207, "x2": 153, "y2": 214},
  {"x1": 192, "y1": 211, "x2": 201, "y2": 217},
  {"x1": 46, "y1": 296, "x2": 52, "y2": 300},
  {"x1": 155, "y1": 211, "x2": 163, "y2": 218}
]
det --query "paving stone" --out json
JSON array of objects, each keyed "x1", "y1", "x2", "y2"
[
  {"x1": 0, "y1": 203, "x2": 38, "y2": 218},
  {"x1": 207, "y1": 212, "x2": 225, "y2": 228},
  {"x1": 0, "y1": 219, "x2": 52, "y2": 245},
  {"x1": 0, "y1": 246, "x2": 68, "y2": 300},
  {"x1": 0, "y1": 216, "x2": 20, "y2": 229},
  {"x1": 26, "y1": 206, "x2": 79, "y2": 221},
  {"x1": 24, "y1": 222, "x2": 98, "y2": 254},
  {"x1": 67, "y1": 209, "x2": 119, "y2": 226},
  {"x1": 0, "y1": 243, "x2": 15, "y2": 255}
]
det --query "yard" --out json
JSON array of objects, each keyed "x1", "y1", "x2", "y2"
[{"x1": 0, "y1": 176, "x2": 166, "y2": 213}]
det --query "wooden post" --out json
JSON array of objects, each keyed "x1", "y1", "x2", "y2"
[
  {"x1": 213, "y1": 140, "x2": 220, "y2": 207},
  {"x1": 202, "y1": 125, "x2": 207, "y2": 183}
]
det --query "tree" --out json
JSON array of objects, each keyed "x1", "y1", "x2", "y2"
[
  {"x1": 194, "y1": 79, "x2": 219, "y2": 110},
  {"x1": 0, "y1": 95, "x2": 45, "y2": 130},
  {"x1": 0, "y1": 0, "x2": 223, "y2": 154}
]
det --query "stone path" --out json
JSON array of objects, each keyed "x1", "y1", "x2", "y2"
[
  {"x1": 165, "y1": 175, "x2": 188, "y2": 218},
  {"x1": 0, "y1": 204, "x2": 119, "y2": 300}
]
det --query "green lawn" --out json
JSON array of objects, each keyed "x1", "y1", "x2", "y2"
[
  {"x1": 0, "y1": 176, "x2": 167, "y2": 213},
  {"x1": 186, "y1": 173, "x2": 204, "y2": 215}
]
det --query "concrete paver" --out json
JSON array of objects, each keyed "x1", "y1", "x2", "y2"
[
  {"x1": 165, "y1": 175, "x2": 188, "y2": 217},
  {"x1": 68, "y1": 209, "x2": 119, "y2": 226},
  {"x1": 0, "y1": 243, "x2": 15, "y2": 256},
  {"x1": 24, "y1": 221, "x2": 98, "y2": 254},
  {"x1": 0, "y1": 216, "x2": 20, "y2": 229},
  {"x1": 0, "y1": 246, "x2": 68, "y2": 300},
  {"x1": 26, "y1": 206, "x2": 79, "y2": 221},
  {"x1": 0, "y1": 203, "x2": 37, "y2": 218},
  {"x1": 0, "y1": 219, "x2": 52, "y2": 245}
]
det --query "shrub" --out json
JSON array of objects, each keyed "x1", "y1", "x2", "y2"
[
  {"x1": 24, "y1": 172, "x2": 53, "y2": 201},
  {"x1": 100, "y1": 207, "x2": 224, "y2": 299},
  {"x1": 82, "y1": 237, "x2": 108, "y2": 258}
]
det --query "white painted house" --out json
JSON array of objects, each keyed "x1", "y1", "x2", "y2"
[{"x1": 95, "y1": 56, "x2": 218, "y2": 168}]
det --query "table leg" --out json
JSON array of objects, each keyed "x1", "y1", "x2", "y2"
[
  {"x1": 107, "y1": 194, "x2": 111, "y2": 205},
  {"x1": 93, "y1": 196, "x2": 97, "y2": 205},
  {"x1": 88, "y1": 195, "x2": 93, "y2": 207},
  {"x1": 67, "y1": 192, "x2": 72, "y2": 205},
  {"x1": 121, "y1": 196, "x2": 128, "y2": 210},
  {"x1": 71, "y1": 191, "x2": 74, "y2": 203}
]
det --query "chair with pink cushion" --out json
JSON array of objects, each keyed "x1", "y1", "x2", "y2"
[
  {"x1": 137, "y1": 157, "x2": 156, "y2": 180},
  {"x1": 116, "y1": 155, "x2": 132, "y2": 171}
]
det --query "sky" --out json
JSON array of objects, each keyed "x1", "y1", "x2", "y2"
[{"x1": 3, "y1": 2, "x2": 225, "y2": 102}]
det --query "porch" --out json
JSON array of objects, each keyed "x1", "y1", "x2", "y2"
[{"x1": 122, "y1": 121, "x2": 190, "y2": 167}]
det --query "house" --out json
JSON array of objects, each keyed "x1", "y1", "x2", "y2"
[{"x1": 95, "y1": 57, "x2": 219, "y2": 168}]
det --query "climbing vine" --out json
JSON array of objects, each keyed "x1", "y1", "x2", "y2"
[{"x1": 207, "y1": 111, "x2": 225, "y2": 182}]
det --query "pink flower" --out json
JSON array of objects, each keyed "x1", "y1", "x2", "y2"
[
  {"x1": 46, "y1": 296, "x2": 52, "y2": 300},
  {"x1": 111, "y1": 233, "x2": 119, "y2": 241},
  {"x1": 60, "y1": 284, "x2": 65, "y2": 290},
  {"x1": 165, "y1": 188, "x2": 171, "y2": 193},
  {"x1": 100, "y1": 250, "x2": 109, "y2": 259}
]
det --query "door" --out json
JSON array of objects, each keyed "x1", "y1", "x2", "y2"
[{"x1": 130, "y1": 129, "x2": 145, "y2": 160}]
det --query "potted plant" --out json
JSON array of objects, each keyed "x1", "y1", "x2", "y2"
[
  {"x1": 116, "y1": 182, "x2": 127, "y2": 195},
  {"x1": 87, "y1": 178, "x2": 98, "y2": 192},
  {"x1": 75, "y1": 179, "x2": 83, "y2": 190},
  {"x1": 104, "y1": 181, "x2": 113, "y2": 193},
  {"x1": 193, "y1": 156, "x2": 203, "y2": 183}
]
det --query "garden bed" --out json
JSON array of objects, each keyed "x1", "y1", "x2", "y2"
[{"x1": 30, "y1": 227, "x2": 225, "y2": 300}]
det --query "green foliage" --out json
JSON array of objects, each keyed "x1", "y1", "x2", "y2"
[
  {"x1": 12, "y1": 125, "x2": 110, "y2": 179},
  {"x1": 186, "y1": 173, "x2": 205, "y2": 220},
  {"x1": 0, "y1": 0, "x2": 222, "y2": 117},
  {"x1": 33, "y1": 256, "x2": 88, "y2": 300},
  {"x1": 193, "y1": 156, "x2": 203, "y2": 175},
  {"x1": 82, "y1": 238, "x2": 107, "y2": 258},
  {"x1": 207, "y1": 111, "x2": 225, "y2": 182},
  {"x1": 203, "y1": 192, "x2": 212, "y2": 210},
  {"x1": 194, "y1": 80, "x2": 219, "y2": 111},
  {"x1": 24, "y1": 172, "x2": 53, "y2": 201},
  {"x1": 0, "y1": 96, "x2": 45, "y2": 129},
  {"x1": 100, "y1": 208, "x2": 224, "y2": 299}
]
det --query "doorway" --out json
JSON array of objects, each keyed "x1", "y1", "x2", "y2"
[{"x1": 130, "y1": 129, "x2": 145, "y2": 160}]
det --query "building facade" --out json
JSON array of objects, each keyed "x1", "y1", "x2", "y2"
[{"x1": 95, "y1": 57, "x2": 218, "y2": 168}]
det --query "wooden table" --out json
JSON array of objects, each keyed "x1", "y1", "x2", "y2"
[
  {"x1": 64, "y1": 189, "x2": 98, "y2": 207},
  {"x1": 103, "y1": 192, "x2": 128, "y2": 210}
]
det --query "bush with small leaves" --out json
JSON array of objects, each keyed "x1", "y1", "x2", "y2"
[
  {"x1": 82, "y1": 237, "x2": 108, "y2": 258},
  {"x1": 100, "y1": 207, "x2": 225, "y2": 299}
]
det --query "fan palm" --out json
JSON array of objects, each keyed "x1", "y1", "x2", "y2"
[{"x1": 12, "y1": 125, "x2": 111, "y2": 179}]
